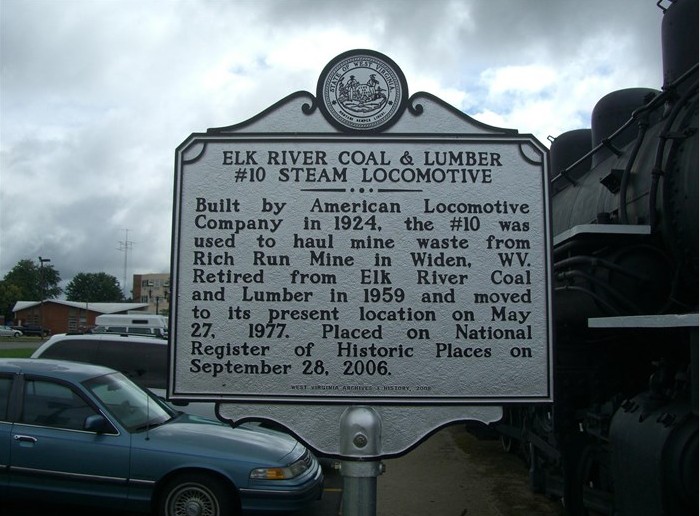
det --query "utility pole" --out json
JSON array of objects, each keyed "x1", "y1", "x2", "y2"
[
  {"x1": 118, "y1": 229, "x2": 134, "y2": 300},
  {"x1": 38, "y1": 256, "x2": 51, "y2": 338}
]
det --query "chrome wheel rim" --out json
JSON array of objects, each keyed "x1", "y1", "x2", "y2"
[{"x1": 168, "y1": 483, "x2": 219, "y2": 516}]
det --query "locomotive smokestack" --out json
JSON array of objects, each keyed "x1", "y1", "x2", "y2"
[{"x1": 661, "y1": 0, "x2": 699, "y2": 94}]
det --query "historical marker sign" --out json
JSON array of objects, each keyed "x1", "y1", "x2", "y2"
[{"x1": 170, "y1": 50, "x2": 552, "y2": 410}]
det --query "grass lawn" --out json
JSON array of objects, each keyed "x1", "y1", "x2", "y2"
[
  {"x1": 0, "y1": 347, "x2": 35, "y2": 358},
  {"x1": 0, "y1": 336, "x2": 42, "y2": 358}
]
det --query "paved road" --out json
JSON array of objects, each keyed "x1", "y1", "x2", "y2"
[
  {"x1": 375, "y1": 425, "x2": 563, "y2": 516},
  {"x1": 0, "y1": 338, "x2": 44, "y2": 351},
  {"x1": 302, "y1": 424, "x2": 564, "y2": 516},
  {"x1": 307, "y1": 425, "x2": 563, "y2": 516}
]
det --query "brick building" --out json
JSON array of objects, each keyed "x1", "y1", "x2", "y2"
[{"x1": 12, "y1": 300, "x2": 149, "y2": 335}]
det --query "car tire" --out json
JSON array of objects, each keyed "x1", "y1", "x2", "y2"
[
  {"x1": 158, "y1": 472, "x2": 237, "y2": 516},
  {"x1": 13, "y1": 331, "x2": 21, "y2": 338}
]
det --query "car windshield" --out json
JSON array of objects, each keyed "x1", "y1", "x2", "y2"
[{"x1": 83, "y1": 372, "x2": 173, "y2": 432}]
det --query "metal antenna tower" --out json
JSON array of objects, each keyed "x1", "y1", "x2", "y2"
[{"x1": 118, "y1": 229, "x2": 134, "y2": 299}]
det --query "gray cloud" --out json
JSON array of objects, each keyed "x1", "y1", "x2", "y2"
[{"x1": 0, "y1": 0, "x2": 667, "y2": 289}]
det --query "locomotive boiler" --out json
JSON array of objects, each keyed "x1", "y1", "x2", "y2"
[{"x1": 495, "y1": 0, "x2": 698, "y2": 514}]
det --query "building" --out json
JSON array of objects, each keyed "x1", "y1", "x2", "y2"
[
  {"x1": 132, "y1": 273, "x2": 170, "y2": 315},
  {"x1": 12, "y1": 300, "x2": 150, "y2": 335}
]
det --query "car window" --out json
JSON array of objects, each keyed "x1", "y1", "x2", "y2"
[
  {"x1": 39, "y1": 338, "x2": 99, "y2": 363},
  {"x1": 84, "y1": 372, "x2": 171, "y2": 431},
  {"x1": 21, "y1": 379, "x2": 98, "y2": 431},
  {"x1": 0, "y1": 375, "x2": 12, "y2": 420},
  {"x1": 127, "y1": 327, "x2": 154, "y2": 336},
  {"x1": 96, "y1": 340, "x2": 167, "y2": 389}
]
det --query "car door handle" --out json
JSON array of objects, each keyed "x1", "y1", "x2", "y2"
[{"x1": 13, "y1": 435, "x2": 38, "y2": 444}]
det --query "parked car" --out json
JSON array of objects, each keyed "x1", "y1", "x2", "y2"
[
  {"x1": 12, "y1": 324, "x2": 50, "y2": 337},
  {"x1": 31, "y1": 333, "x2": 216, "y2": 418},
  {"x1": 0, "y1": 325, "x2": 22, "y2": 337},
  {"x1": 0, "y1": 359, "x2": 323, "y2": 515},
  {"x1": 33, "y1": 333, "x2": 168, "y2": 389}
]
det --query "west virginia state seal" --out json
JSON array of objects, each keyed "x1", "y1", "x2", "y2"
[{"x1": 317, "y1": 49, "x2": 408, "y2": 133}]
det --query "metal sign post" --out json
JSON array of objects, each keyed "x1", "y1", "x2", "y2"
[
  {"x1": 170, "y1": 49, "x2": 553, "y2": 515},
  {"x1": 339, "y1": 406, "x2": 382, "y2": 516}
]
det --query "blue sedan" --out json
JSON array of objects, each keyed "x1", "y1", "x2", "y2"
[{"x1": 0, "y1": 359, "x2": 323, "y2": 515}]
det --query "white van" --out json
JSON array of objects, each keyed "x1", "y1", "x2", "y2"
[{"x1": 93, "y1": 314, "x2": 168, "y2": 339}]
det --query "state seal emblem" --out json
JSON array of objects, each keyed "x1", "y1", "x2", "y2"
[{"x1": 317, "y1": 49, "x2": 408, "y2": 133}]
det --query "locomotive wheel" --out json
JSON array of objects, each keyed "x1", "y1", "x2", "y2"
[
  {"x1": 563, "y1": 439, "x2": 612, "y2": 516},
  {"x1": 576, "y1": 443, "x2": 613, "y2": 516},
  {"x1": 500, "y1": 407, "x2": 516, "y2": 453},
  {"x1": 527, "y1": 407, "x2": 554, "y2": 466}
]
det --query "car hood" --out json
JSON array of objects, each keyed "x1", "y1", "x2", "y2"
[{"x1": 135, "y1": 413, "x2": 302, "y2": 465}]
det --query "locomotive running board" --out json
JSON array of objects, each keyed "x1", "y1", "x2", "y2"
[{"x1": 553, "y1": 224, "x2": 650, "y2": 248}]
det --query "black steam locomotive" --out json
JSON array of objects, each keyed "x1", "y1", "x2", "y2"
[{"x1": 495, "y1": 1, "x2": 698, "y2": 514}]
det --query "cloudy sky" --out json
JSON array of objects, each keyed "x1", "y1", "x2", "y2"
[{"x1": 1, "y1": 0, "x2": 666, "y2": 295}]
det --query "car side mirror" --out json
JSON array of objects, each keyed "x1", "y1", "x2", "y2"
[{"x1": 84, "y1": 414, "x2": 115, "y2": 434}]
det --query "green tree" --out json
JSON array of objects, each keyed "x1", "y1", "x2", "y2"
[
  {"x1": 0, "y1": 258, "x2": 62, "y2": 322},
  {"x1": 0, "y1": 281, "x2": 23, "y2": 323},
  {"x1": 65, "y1": 272, "x2": 125, "y2": 302}
]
